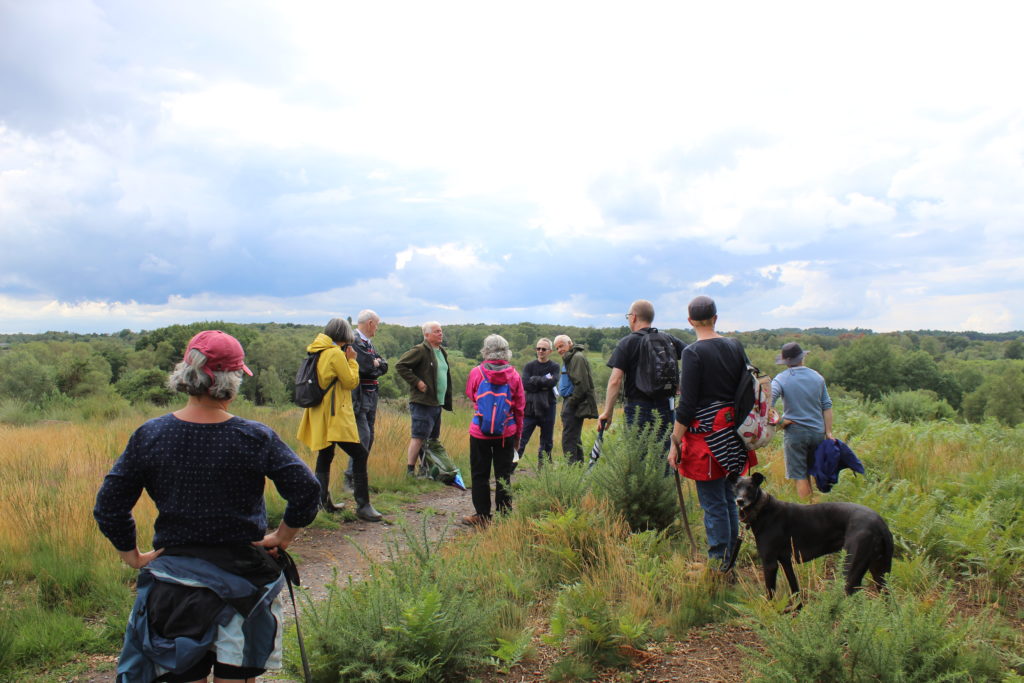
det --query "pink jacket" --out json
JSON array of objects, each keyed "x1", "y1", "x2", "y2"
[{"x1": 465, "y1": 360, "x2": 526, "y2": 441}]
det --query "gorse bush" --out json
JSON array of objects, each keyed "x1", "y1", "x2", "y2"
[{"x1": 742, "y1": 583, "x2": 1006, "y2": 682}]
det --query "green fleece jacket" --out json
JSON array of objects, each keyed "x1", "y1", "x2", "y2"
[{"x1": 395, "y1": 341, "x2": 453, "y2": 410}]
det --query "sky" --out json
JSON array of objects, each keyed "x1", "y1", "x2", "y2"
[{"x1": 2, "y1": 1, "x2": 1023, "y2": 334}]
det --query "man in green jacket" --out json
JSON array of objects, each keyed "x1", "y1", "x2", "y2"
[
  {"x1": 553, "y1": 334, "x2": 598, "y2": 464},
  {"x1": 396, "y1": 321, "x2": 453, "y2": 476}
]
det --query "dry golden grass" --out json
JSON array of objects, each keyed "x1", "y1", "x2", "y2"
[
  {"x1": 0, "y1": 401, "x2": 480, "y2": 575},
  {"x1": 0, "y1": 419, "x2": 157, "y2": 575}
]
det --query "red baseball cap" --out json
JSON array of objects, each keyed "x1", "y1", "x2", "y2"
[{"x1": 184, "y1": 330, "x2": 253, "y2": 378}]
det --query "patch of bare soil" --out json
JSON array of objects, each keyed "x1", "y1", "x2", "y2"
[{"x1": 63, "y1": 481, "x2": 756, "y2": 682}]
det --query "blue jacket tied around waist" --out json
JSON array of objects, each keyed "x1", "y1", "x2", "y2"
[{"x1": 117, "y1": 555, "x2": 284, "y2": 683}]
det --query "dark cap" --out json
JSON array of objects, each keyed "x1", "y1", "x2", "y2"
[
  {"x1": 776, "y1": 342, "x2": 807, "y2": 367},
  {"x1": 687, "y1": 295, "x2": 717, "y2": 320}
]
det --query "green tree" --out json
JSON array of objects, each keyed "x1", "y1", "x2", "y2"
[
  {"x1": 0, "y1": 351, "x2": 57, "y2": 403},
  {"x1": 829, "y1": 336, "x2": 897, "y2": 399},
  {"x1": 115, "y1": 368, "x2": 175, "y2": 405},
  {"x1": 55, "y1": 346, "x2": 112, "y2": 397},
  {"x1": 257, "y1": 366, "x2": 289, "y2": 405},
  {"x1": 1004, "y1": 340, "x2": 1024, "y2": 359},
  {"x1": 982, "y1": 369, "x2": 1024, "y2": 427}
]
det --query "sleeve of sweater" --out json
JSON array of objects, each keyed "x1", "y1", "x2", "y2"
[{"x1": 674, "y1": 345, "x2": 702, "y2": 426}]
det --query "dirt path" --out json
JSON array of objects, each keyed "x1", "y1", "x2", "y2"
[{"x1": 63, "y1": 480, "x2": 753, "y2": 682}]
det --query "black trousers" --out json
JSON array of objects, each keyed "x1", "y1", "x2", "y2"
[
  {"x1": 519, "y1": 401, "x2": 556, "y2": 461},
  {"x1": 469, "y1": 436, "x2": 515, "y2": 516}
]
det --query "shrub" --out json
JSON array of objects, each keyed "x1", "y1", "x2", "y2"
[
  {"x1": 588, "y1": 421, "x2": 677, "y2": 532},
  {"x1": 879, "y1": 390, "x2": 955, "y2": 422},
  {"x1": 544, "y1": 581, "x2": 652, "y2": 670},
  {"x1": 742, "y1": 583, "x2": 1007, "y2": 682},
  {"x1": 115, "y1": 367, "x2": 175, "y2": 405},
  {"x1": 291, "y1": 521, "x2": 499, "y2": 682}
]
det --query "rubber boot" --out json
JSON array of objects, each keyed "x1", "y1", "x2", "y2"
[
  {"x1": 316, "y1": 470, "x2": 345, "y2": 513},
  {"x1": 352, "y1": 472, "x2": 383, "y2": 522}
]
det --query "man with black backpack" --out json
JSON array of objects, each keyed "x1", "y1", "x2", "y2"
[{"x1": 599, "y1": 300, "x2": 685, "y2": 437}]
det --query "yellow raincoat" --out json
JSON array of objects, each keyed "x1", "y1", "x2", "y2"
[{"x1": 296, "y1": 333, "x2": 360, "y2": 450}]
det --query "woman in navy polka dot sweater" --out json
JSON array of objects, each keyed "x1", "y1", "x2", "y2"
[{"x1": 94, "y1": 331, "x2": 320, "y2": 683}]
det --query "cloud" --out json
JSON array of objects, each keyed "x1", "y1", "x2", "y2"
[{"x1": 2, "y1": 2, "x2": 1024, "y2": 333}]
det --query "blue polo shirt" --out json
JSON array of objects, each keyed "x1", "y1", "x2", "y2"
[{"x1": 770, "y1": 366, "x2": 833, "y2": 432}]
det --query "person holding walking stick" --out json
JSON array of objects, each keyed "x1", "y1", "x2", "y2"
[{"x1": 667, "y1": 296, "x2": 757, "y2": 571}]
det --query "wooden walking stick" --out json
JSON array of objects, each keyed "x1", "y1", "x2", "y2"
[
  {"x1": 670, "y1": 433, "x2": 697, "y2": 556},
  {"x1": 674, "y1": 470, "x2": 697, "y2": 557}
]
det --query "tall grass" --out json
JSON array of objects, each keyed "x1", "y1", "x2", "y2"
[{"x1": 2, "y1": 395, "x2": 1023, "y2": 680}]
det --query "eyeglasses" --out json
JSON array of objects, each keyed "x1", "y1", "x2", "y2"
[
  {"x1": 536, "y1": 347, "x2": 550, "y2": 351},
  {"x1": 624, "y1": 312, "x2": 634, "y2": 320}
]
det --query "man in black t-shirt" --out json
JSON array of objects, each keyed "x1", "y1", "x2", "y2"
[{"x1": 599, "y1": 299, "x2": 685, "y2": 436}]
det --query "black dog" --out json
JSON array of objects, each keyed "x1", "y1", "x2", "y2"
[{"x1": 729, "y1": 472, "x2": 893, "y2": 599}]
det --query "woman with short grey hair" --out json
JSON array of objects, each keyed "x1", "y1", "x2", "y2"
[
  {"x1": 94, "y1": 330, "x2": 320, "y2": 682},
  {"x1": 480, "y1": 333, "x2": 513, "y2": 362},
  {"x1": 462, "y1": 334, "x2": 526, "y2": 527},
  {"x1": 297, "y1": 317, "x2": 384, "y2": 521},
  {"x1": 167, "y1": 348, "x2": 244, "y2": 400}
]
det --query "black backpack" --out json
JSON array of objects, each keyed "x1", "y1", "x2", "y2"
[
  {"x1": 294, "y1": 351, "x2": 337, "y2": 410},
  {"x1": 634, "y1": 329, "x2": 679, "y2": 399}
]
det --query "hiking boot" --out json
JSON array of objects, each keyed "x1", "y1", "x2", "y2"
[
  {"x1": 352, "y1": 472, "x2": 383, "y2": 522},
  {"x1": 355, "y1": 500, "x2": 383, "y2": 522},
  {"x1": 316, "y1": 471, "x2": 345, "y2": 513},
  {"x1": 406, "y1": 468, "x2": 417, "y2": 479},
  {"x1": 461, "y1": 514, "x2": 490, "y2": 528}
]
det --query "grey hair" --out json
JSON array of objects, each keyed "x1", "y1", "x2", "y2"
[
  {"x1": 357, "y1": 309, "x2": 380, "y2": 325},
  {"x1": 536, "y1": 337, "x2": 552, "y2": 350},
  {"x1": 480, "y1": 334, "x2": 512, "y2": 361},
  {"x1": 167, "y1": 349, "x2": 243, "y2": 400},
  {"x1": 553, "y1": 334, "x2": 573, "y2": 348},
  {"x1": 324, "y1": 318, "x2": 355, "y2": 345},
  {"x1": 421, "y1": 321, "x2": 441, "y2": 336}
]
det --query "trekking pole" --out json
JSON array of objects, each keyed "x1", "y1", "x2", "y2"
[
  {"x1": 276, "y1": 549, "x2": 312, "y2": 683},
  {"x1": 673, "y1": 470, "x2": 697, "y2": 557}
]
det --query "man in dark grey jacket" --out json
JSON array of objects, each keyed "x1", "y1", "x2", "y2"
[
  {"x1": 344, "y1": 309, "x2": 389, "y2": 490},
  {"x1": 396, "y1": 321, "x2": 453, "y2": 476},
  {"x1": 554, "y1": 334, "x2": 598, "y2": 464}
]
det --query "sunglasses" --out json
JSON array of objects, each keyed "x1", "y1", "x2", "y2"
[{"x1": 536, "y1": 347, "x2": 550, "y2": 351}]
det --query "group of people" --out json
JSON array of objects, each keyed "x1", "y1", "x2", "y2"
[{"x1": 92, "y1": 297, "x2": 834, "y2": 681}]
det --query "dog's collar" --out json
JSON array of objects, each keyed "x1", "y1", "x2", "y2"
[{"x1": 739, "y1": 488, "x2": 768, "y2": 526}]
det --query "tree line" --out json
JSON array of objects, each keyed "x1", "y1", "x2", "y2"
[{"x1": 1, "y1": 322, "x2": 1023, "y2": 425}]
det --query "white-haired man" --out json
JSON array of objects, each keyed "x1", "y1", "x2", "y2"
[
  {"x1": 396, "y1": 322, "x2": 452, "y2": 476},
  {"x1": 553, "y1": 334, "x2": 598, "y2": 464},
  {"x1": 344, "y1": 309, "x2": 389, "y2": 490}
]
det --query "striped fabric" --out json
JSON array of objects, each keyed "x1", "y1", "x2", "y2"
[{"x1": 687, "y1": 400, "x2": 747, "y2": 474}]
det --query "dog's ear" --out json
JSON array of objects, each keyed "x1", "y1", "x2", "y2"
[
  {"x1": 726, "y1": 472, "x2": 739, "y2": 484},
  {"x1": 751, "y1": 472, "x2": 765, "y2": 487}
]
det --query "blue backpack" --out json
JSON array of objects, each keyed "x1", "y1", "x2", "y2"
[{"x1": 473, "y1": 378, "x2": 514, "y2": 436}]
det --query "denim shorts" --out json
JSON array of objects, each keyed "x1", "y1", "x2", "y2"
[
  {"x1": 409, "y1": 402, "x2": 443, "y2": 440},
  {"x1": 783, "y1": 423, "x2": 824, "y2": 480}
]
